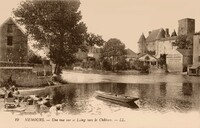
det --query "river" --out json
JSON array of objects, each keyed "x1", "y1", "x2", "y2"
[{"x1": 13, "y1": 71, "x2": 200, "y2": 128}]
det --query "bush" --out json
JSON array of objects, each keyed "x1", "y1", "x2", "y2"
[
  {"x1": 28, "y1": 54, "x2": 43, "y2": 64},
  {"x1": 102, "y1": 59, "x2": 112, "y2": 71},
  {"x1": 133, "y1": 60, "x2": 149, "y2": 73}
]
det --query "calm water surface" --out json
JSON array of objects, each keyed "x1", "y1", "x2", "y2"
[
  {"x1": 30, "y1": 82, "x2": 200, "y2": 116},
  {"x1": 15, "y1": 73, "x2": 200, "y2": 128}
]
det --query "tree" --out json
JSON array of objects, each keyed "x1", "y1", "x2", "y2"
[
  {"x1": 114, "y1": 56, "x2": 129, "y2": 71},
  {"x1": 101, "y1": 38, "x2": 126, "y2": 71},
  {"x1": 133, "y1": 60, "x2": 149, "y2": 73},
  {"x1": 102, "y1": 59, "x2": 112, "y2": 71},
  {"x1": 28, "y1": 54, "x2": 43, "y2": 64},
  {"x1": 174, "y1": 34, "x2": 193, "y2": 49},
  {"x1": 13, "y1": 0, "x2": 87, "y2": 75},
  {"x1": 27, "y1": 50, "x2": 43, "y2": 64},
  {"x1": 85, "y1": 33, "x2": 105, "y2": 47}
]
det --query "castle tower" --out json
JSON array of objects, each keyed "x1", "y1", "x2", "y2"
[
  {"x1": 178, "y1": 18, "x2": 195, "y2": 35},
  {"x1": 138, "y1": 33, "x2": 146, "y2": 53}
]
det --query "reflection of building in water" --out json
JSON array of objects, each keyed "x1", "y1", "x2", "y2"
[
  {"x1": 136, "y1": 83, "x2": 167, "y2": 111},
  {"x1": 36, "y1": 83, "x2": 200, "y2": 114},
  {"x1": 160, "y1": 83, "x2": 167, "y2": 97},
  {"x1": 133, "y1": 83, "x2": 200, "y2": 112},
  {"x1": 182, "y1": 83, "x2": 193, "y2": 96},
  {"x1": 112, "y1": 83, "x2": 127, "y2": 94},
  {"x1": 98, "y1": 83, "x2": 127, "y2": 95},
  {"x1": 189, "y1": 83, "x2": 200, "y2": 111}
]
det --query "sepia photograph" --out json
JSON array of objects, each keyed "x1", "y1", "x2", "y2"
[{"x1": 0, "y1": 0, "x2": 200, "y2": 128}]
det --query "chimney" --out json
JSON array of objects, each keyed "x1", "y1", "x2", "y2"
[
  {"x1": 165, "y1": 28, "x2": 170, "y2": 37},
  {"x1": 148, "y1": 31, "x2": 151, "y2": 35}
]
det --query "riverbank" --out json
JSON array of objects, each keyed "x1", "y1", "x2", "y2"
[
  {"x1": 68, "y1": 69, "x2": 141, "y2": 75},
  {"x1": 62, "y1": 70, "x2": 200, "y2": 84}
]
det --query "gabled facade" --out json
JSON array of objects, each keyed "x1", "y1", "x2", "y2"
[
  {"x1": 0, "y1": 18, "x2": 28, "y2": 63},
  {"x1": 137, "y1": 53, "x2": 158, "y2": 66},
  {"x1": 145, "y1": 28, "x2": 166, "y2": 53}
]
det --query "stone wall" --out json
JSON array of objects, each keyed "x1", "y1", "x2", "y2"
[{"x1": 0, "y1": 67, "x2": 52, "y2": 87}]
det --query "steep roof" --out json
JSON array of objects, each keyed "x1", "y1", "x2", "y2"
[
  {"x1": 0, "y1": 17, "x2": 26, "y2": 35},
  {"x1": 171, "y1": 30, "x2": 177, "y2": 37},
  {"x1": 125, "y1": 49, "x2": 138, "y2": 58},
  {"x1": 138, "y1": 33, "x2": 146, "y2": 43},
  {"x1": 146, "y1": 28, "x2": 165, "y2": 42}
]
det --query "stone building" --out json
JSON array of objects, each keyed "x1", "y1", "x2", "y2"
[
  {"x1": 137, "y1": 18, "x2": 194, "y2": 73},
  {"x1": 188, "y1": 34, "x2": 200, "y2": 75},
  {"x1": 0, "y1": 18, "x2": 53, "y2": 87},
  {"x1": 178, "y1": 18, "x2": 195, "y2": 35},
  {"x1": 0, "y1": 17, "x2": 28, "y2": 63}
]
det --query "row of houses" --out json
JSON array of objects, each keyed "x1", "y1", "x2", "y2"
[{"x1": 1, "y1": 17, "x2": 199, "y2": 76}]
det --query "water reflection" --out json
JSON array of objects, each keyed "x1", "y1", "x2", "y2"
[
  {"x1": 24, "y1": 82, "x2": 200, "y2": 115},
  {"x1": 160, "y1": 82, "x2": 167, "y2": 97},
  {"x1": 52, "y1": 87, "x2": 66, "y2": 104},
  {"x1": 182, "y1": 83, "x2": 193, "y2": 96}
]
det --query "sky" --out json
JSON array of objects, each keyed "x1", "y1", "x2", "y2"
[{"x1": 0, "y1": 0, "x2": 200, "y2": 53}]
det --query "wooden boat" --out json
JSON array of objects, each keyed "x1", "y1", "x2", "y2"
[
  {"x1": 95, "y1": 91, "x2": 139, "y2": 104},
  {"x1": 4, "y1": 97, "x2": 26, "y2": 113},
  {"x1": 3, "y1": 107, "x2": 26, "y2": 113}
]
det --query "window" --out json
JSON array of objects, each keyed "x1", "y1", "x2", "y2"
[
  {"x1": 8, "y1": 59, "x2": 12, "y2": 62},
  {"x1": 190, "y1": 69, "x2": 196, "y2": 74},
  {"x1": 7, "y1": 36, "x2": 13, "y2": 46},
  {"x1": 145, "y1": 56, "x2": 150, "y2": 60},
  {"x1": 7, "y1": 24, "x2": 13, "y2": 33},
  {"x1": 199, "y1": 56, "x2": 200, "y2": 62}
]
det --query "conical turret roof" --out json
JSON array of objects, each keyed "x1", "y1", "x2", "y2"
[
  {"x1": 138, "y1": 33, "x2": 146, "y2": 43},
  {"x1": 171, "y1": 30, "x2": 177, "y2": 37}
]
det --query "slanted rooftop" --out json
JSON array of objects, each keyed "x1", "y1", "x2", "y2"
[{"x1": 146, "y1": 28, "x2": 165, "y2": 42}]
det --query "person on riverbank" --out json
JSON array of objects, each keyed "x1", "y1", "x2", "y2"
[
  {"x1": 13, "y1": 88, "x2": 20, "y2": 97},
  {"x1": 13, "y1": 88, "x2": 21, "y2": 107},
  {"x1": 7, "y1": 90, "x2": 14, "y2": 98},
  {"x1": 49, "y1": 103, "x2": 65, "y2": 115}
]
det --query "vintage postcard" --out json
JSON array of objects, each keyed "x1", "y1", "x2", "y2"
[{"x1": 0, "y1": 0, "x2": 200, "y2": 128}]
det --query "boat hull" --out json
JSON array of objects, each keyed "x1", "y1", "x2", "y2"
[{"x1": 95, "y1": 91, "x2": 139, "y2": 104}]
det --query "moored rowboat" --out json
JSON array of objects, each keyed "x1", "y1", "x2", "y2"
[{"x1": 95, "y1": 91, "x2": 139, "y2": 104}]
